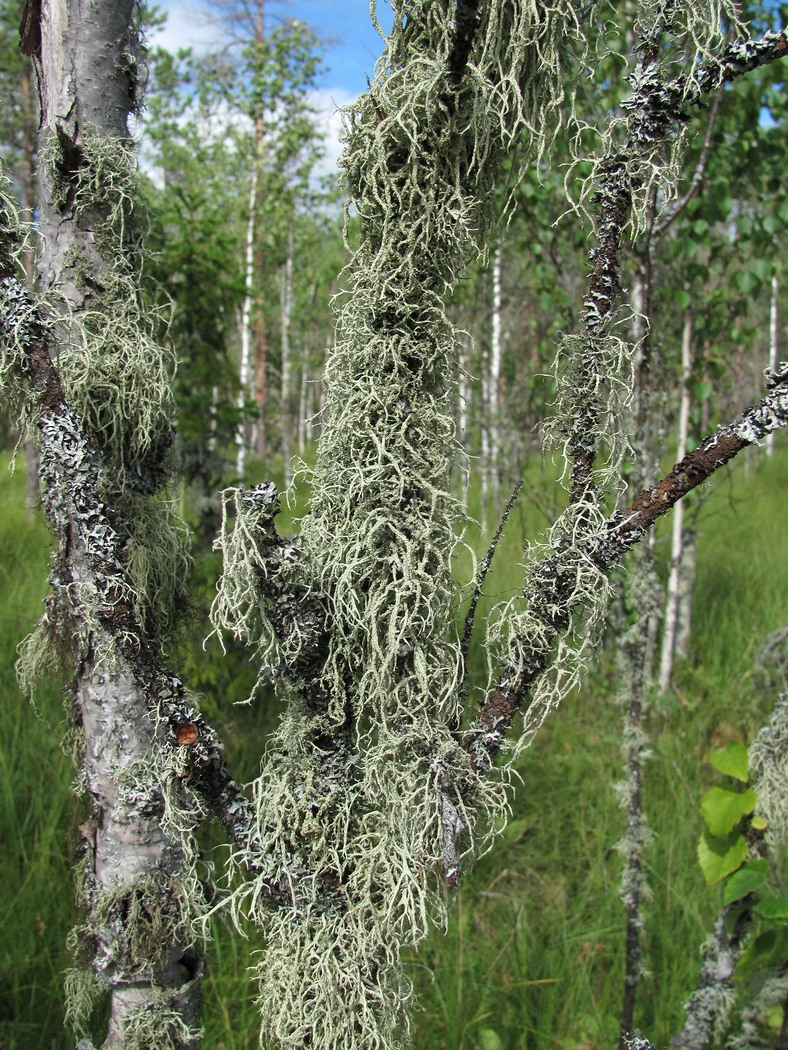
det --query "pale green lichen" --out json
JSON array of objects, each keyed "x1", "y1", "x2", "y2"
[
  {"x1": 0, "y1": 173, "x2": 43, "y2": 440},
  {"x1": 749, "y1": 691, "x2": 788, "y2": 853},
  {"x1": 40, "y1": 126, "x2": 175, "y2": 485},
  {"x1": 113, "y1": 491, "x2": 192, "y2": 645},
  {"x1": 64, "y1": 964, "x2": 103, "y2": 1037},
  {"x1": 213, "y1": 3, "x2": 583, "y2": 1047},
  {"x1": 210, "y1": 484, "x2": 287, "y2": 672},
  {"x1": 728, "y1": 974, "x2": 788, "y2": 1050},
  {"x1": 115, "y1": 997, "x2": 203, "y2": 1050}
]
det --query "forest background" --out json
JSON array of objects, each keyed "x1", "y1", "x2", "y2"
[{"x1": 0, "y1": 0, "x2": 786, "y2": 1047}]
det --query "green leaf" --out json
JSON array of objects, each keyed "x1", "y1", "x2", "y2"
[
  {"x1": 754, "y1": 898, "x2": 788, "y2": 923},
  {"x1": 675, "y1": 289, "x2": 693, "y2": 311},
  {"x1": 710, "y1": 741, "x2": 750, "y2": 782},
  {"x1": 752, "y1": 815, "x2": 768, "y2": 831},
  {"x1": 701, "y1": 787, "x2": 756, "y2": 837},
  {"x1": 751, "y1": 258, "x2": 771, "y2": 283},
  {"x1": 736, "y1": 270, "x2": 756, "y2": 295},
  {"x1": 479, "y1": 1029, "x2": 504, "y2": 1050},
  {"x1": 763, "y1": 215, "x2": 779, "y2": 236},
  {"x1": 723, "y1": 860, "x2": 768, "y2": 904},
  {"x1": 697, "y1": 831, "x2": 748, "y2": 885}
]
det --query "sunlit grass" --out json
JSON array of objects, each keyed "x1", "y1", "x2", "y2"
[{"x1": 2, "y1": 438, "x2": 786, "y2": 1048}]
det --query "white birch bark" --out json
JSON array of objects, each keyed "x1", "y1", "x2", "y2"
[
  {"x1": 32, "y1": 2, "x2": 202, "y2": 1042},
  {"x1": 489, "y1": 239, "x2": 503, "y2": 490},
  {"x1": 766, "y1": 272, "x2": 778, "y2": 456},
  {"x1": 479, "y1": 302, "x2": 491, "y2": 535},
  {"x1": 457, "y1": 330, "x2": 471, "y2": 511},
  {"x1": 297, "y1": 356, "x2": 308, "y2": 453},
  {"x1": 658, "y1": 310, "x2": 693, "y2": 693},
  {"x1": 675, "y1": 525, "x2": 697, "y2": 660},
  {"x1": 279, "y1": 224, "x2": 294, "y2": 486},
  {"x1": 236, "y1": 161, "x2": 258, "y2": 479}
]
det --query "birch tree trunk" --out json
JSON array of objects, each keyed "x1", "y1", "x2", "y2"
[
  {"x1": 489, "y1": 239, "x2": 503, "y2": 490},
  {"x1": 279, "y1": 223, "x2": 294, "y2": 486},
  {"x1": 297, "y1": 352, "x2": 308, "y2": 454},
  {"x1": 28, "y1": 1, "x2": 203, "y2": 1043},
  {"x1": 766, "y1": 272, "x2": 779, "y2": 457},
  {"x1": 236, "y1": 161, "x2": 258, "y2": 479},
  {"x1": 659, "y1": 310, "x2": 693, "y2": 693}
]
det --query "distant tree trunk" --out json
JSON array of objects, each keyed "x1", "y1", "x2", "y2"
[
  {"x1": 675, "y1": 526, "x2": 696, "y2": 661},
  {"x1": 236, "y1": 162, "x2": 258, "y2": 479},
  {"x1": 489, "y1": 239, "x2": 503, "y2": 489},
  {"x1": 29, "y1": 1, "x2": 202, "y2": 1043},
  {"x1": 659, "y1": 310, "x2": 693, "y2": 693},
  {"x1": 766, "y1": 272, "x2": 778, "y2": 457},
  {"x1": 297, "y1": 354, "x2": 308, "y2": 454},
  {"x1": 279, "y1": 223, "x2": 294, "y2": 486},
  {"x1": 458, "y1": 329, "x2": 471, "y2": 510}
]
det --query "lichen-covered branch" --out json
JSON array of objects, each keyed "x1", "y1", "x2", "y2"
[
  {"x1": 687, "y1": 29, "x2": 788, "y2": 99},
  {"x1": 211, "y1": 3, "x2": 583, "y2": 1046},
  {"x1": 470, "y1": 366, "x2": 788, "y2": 771}
]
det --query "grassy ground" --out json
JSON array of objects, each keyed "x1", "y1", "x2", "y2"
[{"x1": 1, "y1": 438, "x2": 785, "y2": 1049}]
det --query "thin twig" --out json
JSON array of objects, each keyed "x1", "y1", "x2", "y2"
[
  {"x1": 460, "y1": 481, "x2": 523, "y2": 679},
  {"x1": 652, "y1": 85, "x2": 723, "y2": 239}
]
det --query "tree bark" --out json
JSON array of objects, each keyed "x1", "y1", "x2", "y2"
[
  {"x1": 30, "y1": 2, "x2": 203, "y2": 1043},
  {"x1": 659, "y1": 310, "x2": 693, "y2": 693},
  {"x1": 236, "y1": 160, "x2": 258, "y2": 479},
  {"x1": 279, "y1": 223, "x2": 294, "y2": 486},
  {"x1": 766, "y1": 272, "x2": 778, "y2": 456}
]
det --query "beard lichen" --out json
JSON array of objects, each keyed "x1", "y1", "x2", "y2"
[
  {"x1": 40, "y1": 126, "x2": 176, "y2": 488},
  {"x1": 209, "y1": 2, "x2": 582, "y2": 1047}
]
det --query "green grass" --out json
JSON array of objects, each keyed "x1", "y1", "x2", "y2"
[
  {"x1": 0, "y1": 457, "x2": 74, "y2": 1050},
  {"x1": 1, "y1": 438, "x2": 786, "y2": 1048}
]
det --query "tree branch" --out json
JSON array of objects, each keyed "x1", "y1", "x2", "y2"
[
  {"x1": 651, "y1": 84, "x2": 723, "y2": 240},
  {"x1": 0, "y1": 254, "x2": 280, "y2": 889},
  {"x1": 459, "y1": 481, "x2": 522, "y2": 694},
  {"x1": 690, "y1": 29, "x2": 788, "y2": 99},
  {"x1": 468, "y1": 366, "x2": 788, "y2": 771}
]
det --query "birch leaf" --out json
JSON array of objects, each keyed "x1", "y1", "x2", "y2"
[{"x1": 709, "y1": 740, "x2": 750, "y2": 782}]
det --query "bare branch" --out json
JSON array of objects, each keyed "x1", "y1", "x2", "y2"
[
  {"x1": 459, "y1": 481, "x2": 522, "y2": 691},
  {"x1": 651, "y1": 85, "x2": 723, "y2": 240}
]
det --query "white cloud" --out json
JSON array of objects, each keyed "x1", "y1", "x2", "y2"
[
  {"x1": 308, "y1": 87, "x2": 357, "y2": 180},
  {"x1": 147, "y1": 1, "x2": 224, "y2": 56}
]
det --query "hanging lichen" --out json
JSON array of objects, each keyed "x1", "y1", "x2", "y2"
[
  {"x1": 40, "y1": 126, "x2": 176, "y2": 484},
  {"x1": 749, "y1": 691, "x2": 788, "y2": 852},
  {"x1": 210, "y1": 2, "x2": 582, "y2": 1046}
]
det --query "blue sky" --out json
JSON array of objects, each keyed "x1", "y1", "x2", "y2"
[
  {"x1": 149, "y1": 1, "x2": 396, "y2": 174},
  {"x1": 152, "y1": 0, "x2": 395, "y2": 97}
]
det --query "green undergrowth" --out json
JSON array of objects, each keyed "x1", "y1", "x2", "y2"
[
  {"x1": 2, "y1": 439, "x2": 786, "y2": 1048},
  {"x1": 0, "y1": 455, "x2": 73, "y2": 1050}
]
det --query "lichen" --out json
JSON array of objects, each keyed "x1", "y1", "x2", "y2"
[
  {"x1": 40, "y1": 126, "x2": 175, "y2": 487},
  {"x1": 749, "y1": 691, "x2": 788, "y2": 853},
  {"x1": 212, "y1": 3, "x2": 583, "y2": 1046}
]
